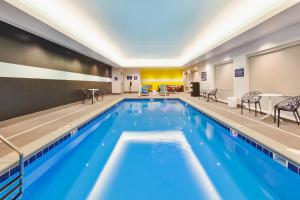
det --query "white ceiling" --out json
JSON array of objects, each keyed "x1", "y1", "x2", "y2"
[
  {"x1": 3, "y1": 0, "x2": 300, "y2": 67},
  {"x1": 74, "y1": 0, "x2": 228, "y2": 59}
]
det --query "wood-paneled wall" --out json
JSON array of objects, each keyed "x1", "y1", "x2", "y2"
[{"x1": 0, "y1": 21, "x2": 112, "y2": 121}]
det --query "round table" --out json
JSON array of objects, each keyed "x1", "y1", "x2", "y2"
[{"x1": 259, "y1": 93, "x2": 282, "y2": 120}]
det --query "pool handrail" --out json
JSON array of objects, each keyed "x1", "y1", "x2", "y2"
[{"x1": 0, "y1": 134, "x2": 24, "y2": 200}]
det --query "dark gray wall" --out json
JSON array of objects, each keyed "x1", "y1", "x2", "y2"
[{"x1": 0, "y1": 21, "x2": 112, "y2": 121}]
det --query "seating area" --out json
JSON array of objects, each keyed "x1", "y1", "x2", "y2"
[
  {"x1": 139, "y1": 84, "x2": 183, "y2": 96},
  {"x1": 82, "y1": 89, "x2": 104, "y2": 104},
  {"x1": 159, "y1": 85, "x2": 169, "y2": 96},
  {"x1": 198, "y1": 87, "x2": 300, "y2": 127}
]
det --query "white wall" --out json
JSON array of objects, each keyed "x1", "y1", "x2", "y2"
[
  {"x1": 123, "y1": 68, "x2": 141, "y2": 92},
  {"x1": 188, "y1": 21, "x2": 300, "y2": 120},
  {"x1": 190, "y1": 70, "x2": 200, "y2": 82},
  {"x1": 111, "y1": 68, "x2": 124, "y2": 93}
]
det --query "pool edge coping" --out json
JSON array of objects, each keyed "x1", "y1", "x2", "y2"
[{"x1": 1, "y1": 96, "x2": 299, "y2": 183}]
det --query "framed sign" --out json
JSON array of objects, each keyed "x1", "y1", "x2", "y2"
[
  {"x1": 235, "y1": 68, "x2": 244, "y2": 77},
  {"x1": 201, "y1": 72, "x2": 207, "y2": 81},
  {"x1": 127, "y1": 76, "x2": 132, "y2": 80}
]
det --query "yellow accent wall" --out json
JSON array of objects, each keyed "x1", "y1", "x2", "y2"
[{"x1": 141, "y1": 68, "x2": 183, "y2": 90}]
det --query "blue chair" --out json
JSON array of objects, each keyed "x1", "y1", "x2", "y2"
[{"x1": 140, "y1": 85, "x2": 149, "y2": 96}]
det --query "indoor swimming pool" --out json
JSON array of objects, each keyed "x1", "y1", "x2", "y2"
[{"x1": 14, "y1": 99, "x2": 300, "y2": 199}]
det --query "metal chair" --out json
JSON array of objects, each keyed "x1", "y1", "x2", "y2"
[
  {"x1": 199, "y1": 88, "x2": 208, "y2": 99},
  {"x1": 274, "y1": 95, "x2": 300, "y2": 127},
  {"x1": 241, "y1": 91, "x2": 262, "y2": 116},
  {"x1": 82, "y1": 89, "x2": 92, "y2": 104},
  {"x1": 207, "y1": 89, "x2": 218, "y2": 102},
  {"x1": 95, "y1": 90, "x2": 104, "y2": 101}
]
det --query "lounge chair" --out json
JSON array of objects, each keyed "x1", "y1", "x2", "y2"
[
  {"x1": 207, "y1": 89, "x2": 218, "y2": 102},
  {"x1": 159, "y1": 85, "x2": 169, "y2": 96},
  {"x1": 274, "y1": 95, "x2": 300, "y2": 127},
  {"x1": 241, "y1": 91, "x2": 262, "y2": 116},
  {"x1": 140, "y1": 85, "x2": 149, "y2": 96}
]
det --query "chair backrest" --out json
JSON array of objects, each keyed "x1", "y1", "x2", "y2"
[
  {"x1": 241, "y1": 91, "x2": 261, "y2": 102},
  {"x1": 276, "y1": 95, "x2": 300, "y2": 110},
  {"x1": 83, "y1": 89, "x2": 88, "y2": 95},
  {"x1": 208, "y1": 88, "x2": 218, "y2": 95}
]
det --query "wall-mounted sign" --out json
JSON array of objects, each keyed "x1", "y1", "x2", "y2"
[
  {"x1": 127, "y1": 76, "x2": 132, "y2": 80},
  {"x1": 235, "y1": 68, "x2": 244, "y2": 77},
  {"x1": 201, "y1": 72, "x2": 207, "y2": 81},
  {"x1": 134, "y1": 76, "x2": 138, "y2": 80}
]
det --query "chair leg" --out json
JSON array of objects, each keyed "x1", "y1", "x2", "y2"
[
  {"x1": 255, "y1": 103, "x2": 257, "y2": 117},
  {"x1": 277, "y1": 110, "x2": 280, "y2": 127},
  {"x1": 207, "y1": 94, "x2": 210, "y2": 102},
  {"x1": 296, "y1": 110, "x2": 300, "y2": 125},
  {"x1": 241, "y1": 101, "x2": 244, "y2": 115},
  {"x1": 248, "y1": 102, "x2": 251, "y2": 113},
  {"x1": 82, "y1": 94, "x2": 87, "y2": 104},
  {"x1": 293, "y1": 111, "x2": 300, "y2": 125},
  {"x1": 274, "y1": 109, "x2": 276, "y2": 123},
  {"x1": 214, "y1": 95, "x2": 217, "y2": 102},
  {"x1": 258, "y1": 102, "x2": 262, "y2": 114}
]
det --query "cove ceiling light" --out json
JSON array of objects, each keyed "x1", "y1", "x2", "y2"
[{"x1": 5, "y1": 0, "x2": 299, "y2": 67}]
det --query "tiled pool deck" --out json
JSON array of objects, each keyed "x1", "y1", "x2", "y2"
[{"x1": 0, "y1": 93, "x2": 299, "y2": 176}]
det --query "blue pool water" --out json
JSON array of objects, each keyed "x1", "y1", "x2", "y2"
[{"x1": 19, "y1": 99, "x2": 299, "y2": 199}]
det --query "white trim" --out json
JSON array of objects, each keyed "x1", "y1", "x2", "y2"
[
  {"x1": 0, "y1": 62, "x2": 112, "y2": 82},
  {"x1": 247, "y1": 40, "x2": 300, "y2": 58},
  {"x1": 214, "y1": 59, "x2": 233, "y2": 67},
  {"x1": 142, "y1": 79, "x2": 182, "y2": 83}
]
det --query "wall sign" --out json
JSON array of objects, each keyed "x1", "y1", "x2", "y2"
[
  {"x1": 235, "y1": 68, "x2": 244, "y2": 77},
  {"x1": 201, "y1": 72, "x2": 207, "y2": 81},
  {"x1": 134, "y1": 76, "x2": 138, "y2": 80},
  {"x1": 127, "y1": 76, "x2": 132, "y2": 80}
]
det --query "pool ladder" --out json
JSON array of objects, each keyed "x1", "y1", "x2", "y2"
[{"x1": 0, "y1": 135, "x2": 24, "y2": 200}]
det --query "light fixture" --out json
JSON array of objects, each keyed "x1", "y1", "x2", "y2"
[{"x1": 5, "y1": 0, "x2": 298, "y2": 67}]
